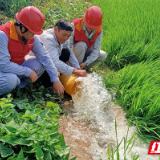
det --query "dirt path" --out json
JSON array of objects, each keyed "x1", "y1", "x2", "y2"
[{"x1": 59, "y1": 96, "x2": 93, "y2": 160}]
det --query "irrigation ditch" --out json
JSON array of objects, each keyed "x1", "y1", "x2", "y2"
[{"x1": 58, "y1": 72, "x2": 159, "y2": 160}]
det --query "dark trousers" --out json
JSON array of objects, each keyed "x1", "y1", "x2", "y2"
[{"x1": 38, "y1": 48, "x2": 70, "y2": 88}]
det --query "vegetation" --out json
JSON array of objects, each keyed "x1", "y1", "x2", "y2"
[
  {"x1": 0, "y1": 0, "x2": 89, "y2": 27},
  {"x1": 103, "y1": 59, "x2": 160, "y2": 142},
  {"x1": 0, "y1": 0, "x2": 90, "y2": 159},
  {"x1": 92, "y1": 0, "x2": 160, "y2": 70},
  {"x1": 0, "y1": 95, "x2": 76, "y2": 160},
  {"x1": 92, "y1": 0, "x2": 160, "y2": 143},
  {"x1": 107, "y1": 121, "x2": 139, "y2": 160}
]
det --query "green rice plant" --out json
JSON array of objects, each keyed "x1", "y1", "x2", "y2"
[
  {"x1": 107, "y1": 120, "x2": 140, "y2": 160},
  {"x1": 91, "y1": 0, "x2": 160, "y2": 70},
  {"x1": 103, "y1": 59, "x2": 160, "y2": 142}
]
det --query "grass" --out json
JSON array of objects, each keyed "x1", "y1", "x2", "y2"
[
  {"x1": 92, "y1": 0, "x2": 160, "y2": 70},
  {"x1": 91, "y1": 0, "x2": 160, "y2": 144},
  {"x1": 107, "y1": 120, "x2": 140, "y2": 160},
  {"x1": 102, "y1": 59, "x2": 160, "y2": 142}
]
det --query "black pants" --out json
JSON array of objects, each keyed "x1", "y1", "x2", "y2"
[{"x1": 38, "y1": 48, "x2": 70, "y2": 88}]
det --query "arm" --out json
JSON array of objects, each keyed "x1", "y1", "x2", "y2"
[
  {"x1": 0, "y1": 31, "x2": 31, "y2": 77},
  {"x1": 44, "y1": 37, "x2": 86, "y2": 77},
  {"x1": 32, "y1": 36, "x2": 59, "y2": 82},
  {"x1": 84, "y1": 31, "x2": 103, "y2": 66},
  {"x1": 32, "y1": 36, "x2": 64, "y2": 95},
  {"x1": 63, "y1": 41, "x2": 80, "y2": 69},
  {"x1": 63, "y1": 41, "x2": 86, "y2": 77}
]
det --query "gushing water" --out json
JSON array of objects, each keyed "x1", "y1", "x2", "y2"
[{"x1": 69, "y1": 72, "x2": 159, "y2": 160}]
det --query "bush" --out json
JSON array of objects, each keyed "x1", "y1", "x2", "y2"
[{"x1": 0, "y1": 95, "x2": 75, "y2": 159}]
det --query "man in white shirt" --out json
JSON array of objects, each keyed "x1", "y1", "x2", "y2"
[{"x1": 31, "y1": 18, "x2": 86, "y2": 88}]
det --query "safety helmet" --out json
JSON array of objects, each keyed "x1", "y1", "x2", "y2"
[
  {"x1": 84, "y1": 6, "x2": 103, "y2": 29},
  {"x1": 15, "y1": 6, "x2": 44, "y2": 35}
]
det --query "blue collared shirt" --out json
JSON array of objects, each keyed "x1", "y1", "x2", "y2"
[{"x1": 0, "y1": 30, "x2": 59, "y2": 82}]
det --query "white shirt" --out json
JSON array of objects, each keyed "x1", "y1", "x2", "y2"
[{"x1": 36, "y1": 28, "x2": 80, "y2": 76}]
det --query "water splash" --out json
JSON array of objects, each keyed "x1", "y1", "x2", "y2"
[{"x1": 70, "y1": 72, "x2": 159, "y2": 160}]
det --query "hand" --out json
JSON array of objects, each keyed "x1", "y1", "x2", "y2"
[
  {"x1": 29, "y1": 70, "x2": 38, "y2": 83},
  {"x1": 80, "y1": 63, "x2": 86, "y2": 69},
  {"x1": 72, "y1": 68, "x2": 87, "y2": 77},
  {"x1": 53, "y1": 81, "x2": 64, "y2": 95}
]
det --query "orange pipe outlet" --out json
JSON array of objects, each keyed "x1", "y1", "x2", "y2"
[{"x1": 59, "y1": 73, "x2": 81, "y2": 96}]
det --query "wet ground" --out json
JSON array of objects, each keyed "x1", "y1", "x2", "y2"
[
  {"x1": 59, "y1": 94, "x2": 93, "y2": 160},
  {"x1": 58, "y1": 79, "x2": 159, "y2": 160}
]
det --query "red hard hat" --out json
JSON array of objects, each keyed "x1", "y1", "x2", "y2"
[
  {"x1": 16, "y1": 6, "x2": 44, "y2": 35},
  {"x1": 84, "y1": 6, "x2": 103, "y2": 29}
]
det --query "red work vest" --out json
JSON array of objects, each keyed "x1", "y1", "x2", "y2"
[
  {"x1": 0, "y1": 21, "x2": 34, "y2": 65},
  {"x1": 72, "y1": 18, "x2": 102, "y2": 50}
]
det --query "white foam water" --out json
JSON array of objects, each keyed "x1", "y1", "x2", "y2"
[{"x1": 71, "y1": 72, "x2": 159, "y2": 160}]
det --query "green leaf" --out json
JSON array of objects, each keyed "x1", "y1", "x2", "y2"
[
  {"x1": 43, "y1": 128, "x2": 59, "y2": 136},
  {"x1": 23, "y1": 147, "x2": 36, "y2": 153},
  {"x1": 7, "y1": 154, "x2": 16, "y2": 160},
  {"x1": 54, "y1": 145, "x2": 70, "y2": 157},
  {"x1": 14, "y1": 99, "x2": 28, "y2": 109},
  {"x1": 14, "y1": 138, "x2": 32, "y2": 146},
  {"x1": 0, "y1": 134, "x2": 17, "y2": 146},
  {"x1": 18, "y1": 122, "x2": 28, "y2": 131},
  {"x1": 44, "y1": 151, "x2": 52, "y2": 160},
  {"x1": 35, "y1": 104, "x2": 42, "y2": 109},
  {"x1": 1, "y1": 103, "x2": 13, "y2": 108},
  {"x1": 26, "y1": 133, "x2": 44, "y2": 141},
  {"x1": 63, "y1": 152, "x2": 70, "y2": 160},
  {"x1": 5, "y1": 126, "x2": 17, "y2": 133},
  {"x1": 6, "y1": 120, "x2": 20, "y2": 130},
  {"x1": 45, "y1": 93, "x2": 52, "y2": 97},
  {"x1": 49, "y1": 138, "x2": 59, "y2": 145},
  {"x1": 58, "y1": 134, "x2": 65, "y2": 146},
  {"x1": 22, "y1": 110, "x2": 37, "y2": 120},
  {"x1": 2, "y1": 112, "x2": 12, "y2": 118},
  {"x1": 0, "y1": 142, "x2": 14, "y2": 158},
  {"x1": 70, "y1": 157, "x2": 77, "y2": 160},
  {"x1": 16, "y1": 149, "x2": 25, "y2": 160},
  {"x1": 39, "y1": 109, "x2": 49, "y2": 118},
  {"x1": 36, "y1": 143, "x2": 44, "y2": 160},
  {"x1": 46, "y1": 102, "x2": 59, "y2": 108},
  {"x1": 50, "y1": 133, "x2": 59, "y2": 140}
]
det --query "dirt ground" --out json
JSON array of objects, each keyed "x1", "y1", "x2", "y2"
[{"x1": 59, "y1": 95, "x2": 94, "y2": 160}]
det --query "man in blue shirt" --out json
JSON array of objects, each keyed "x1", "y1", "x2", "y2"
[{"x1": 0, "y1": 6, "x2": 64, "y2": 97}]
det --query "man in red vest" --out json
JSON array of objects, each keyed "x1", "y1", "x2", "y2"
[
  {"x1": 68, "y1": 6, "x2": 107, "y2": 71},
  {"x1": 0, "y1": 6, "x2": 64, "y2": 97}
]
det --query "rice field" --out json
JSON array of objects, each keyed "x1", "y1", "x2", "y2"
[
  {"x1": 92, "y1": 0, "x2": 160, "y2": 70},
  {"x1": 91, "y1": 0, "x2": 160, "y2": 142}
]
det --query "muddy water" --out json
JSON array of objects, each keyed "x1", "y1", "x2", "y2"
[{"x1": 59, "y1": 72, "x2": 159, "y2": 160}]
